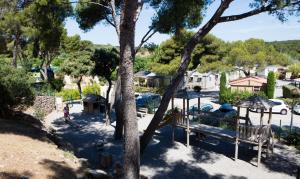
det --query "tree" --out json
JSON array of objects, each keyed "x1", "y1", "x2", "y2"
[
  {"x1": 25, "y1": 0, "x2": 72, "y2": 80},
  {"x1": 288, "y1": 62, "x2": 300, "y2": 78},
  {"x1": 91, "y1": 47, "x2": 119, "y2": 125},
  {"x1": 60, "y1": 37, "x2": 94, "y2": 98},
  {"x1": 266, "y1": 71, "x2": 276, "y2": 99},
  {"x1": 219, "y1": 72, "x2": 227, "y2": 103},
  {"x1": 140, "y1": 0, "x2": 300, "y2": 154}
]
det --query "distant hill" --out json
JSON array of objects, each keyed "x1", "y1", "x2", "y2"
[{"x1": 267, "y1": 40, "x2": 300, "y2": 59}]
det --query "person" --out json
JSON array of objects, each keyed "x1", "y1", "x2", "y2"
[{"x1": 63, "y1": 104, "x2": 70, "y2": 122}]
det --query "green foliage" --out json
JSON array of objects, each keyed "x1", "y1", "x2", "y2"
[
  {"x1": 134, "y1": 56, "x2": 152, "y2": 72},
  {"x1": 82, "y1": 83, "x2": 101, "y2": 96},
  {"x1": 91, "y1": 47, "x2": 119, "y2": 81},
  {"x1": 266, "y1": 71, "x2": 276, "y2": 99},
  {"x1": 0, "y1": 64, "x2": 34, "y2": 114},
  {"x1": 221, "y1": 90, "x2": 253, "y2": 104},
  {"x1": 33, "y1": 107, "x2": 46, "y2": 121},
  {"x1": 56, "y1": 89, "x2": 80, "y2": 101},
  {"x1": 135, "y1": 86, "x2": 165, "y2": 95},
  {"x1": 150, "y1": 0, "x2": 206, "y2": 33},
  {"x1": 282, "y1": 84, "x2": 300, "y2": 98},
  {"x1": 268, "y1": 40, "x2": 300, "y2": 60},
  {"x1": 219, "y1": 72, "x2": 227, "y2": 103},
  {"x1": 285, "y1": 132, "x2": 300, "y2": 151},
  {"x1": 288, "y1": 62, "x2": 300, "y2": 78}
]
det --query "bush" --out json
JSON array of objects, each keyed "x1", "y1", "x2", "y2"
[
  {"x1": 56, "y1": 89, "x2": 80, "y2": 101},
  {"x1": 285, "y1": 132, "x2": 300, "y2": 150},
  {"x1": 82, "y1": 83, "x2": 101, "y2": 96},
  {"x1": 135, "y1": 86, "x2": 164, "y2": 95},
  {"x1": 193, "y1": 86, "x2": 202, "y2": 92},
  {"x1": 282, "y1": 84, "x2": 300, "y2": 98},
  {"x1": 0, "y1": 65, "x2": 35, "y2": 115}
]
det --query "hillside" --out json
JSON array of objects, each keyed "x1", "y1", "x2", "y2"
[{"x1": 267, "y1": 40, "x2": 300, "y2": 59}]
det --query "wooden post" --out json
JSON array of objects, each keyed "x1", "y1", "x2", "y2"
[
  {"x1": 187, "y1": 98, "x2": 190, "y2": 148},
  {"x1": 268, "y1": 108, "x2": 272, "y2": 125},
  {"x1": 258, "y1": 140, "x2": 262, "y2": 167},
  {"x1": 198, "y1": 97, "x2": 200, "y2": 114},
  {"x1": 172, "y1": 96, "x2": 175, "y2": 143},
  {"x1": 183, "y1": 98, "x2": 186, "y2": 124},
  {"x1": 260, "y1": 108, "x2": 264, "y2": 126},
  {"x1": 235, "y1": 107, "x2": 240, "y2": 161},
  {"x1": 171, "y1": 96, "x2": 174, "y2": 111}
]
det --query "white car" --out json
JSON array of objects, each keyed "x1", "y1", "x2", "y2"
[
  {"x1": 293, "y1": 102, "x2": 300, "y2": 114},
  {"x1": 252, "y1": 99, "x2": 289, "y2": 115}
]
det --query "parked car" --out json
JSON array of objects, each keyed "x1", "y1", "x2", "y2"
[
  {"x1": 250, "y1": 99, "x2": 289, "y2": 115},
  {"x1": 188, "y1": 103, "x2": 214, "y2": 113},
  {"x1": 214, "y1": 103, "x2": 237, "y2": 119},
  {"x1": 293, "y1": 102, "x2": 300, "y2": 114},
  {"x1": 135, "y1": 93, "x2": 161, "y2": 113}
]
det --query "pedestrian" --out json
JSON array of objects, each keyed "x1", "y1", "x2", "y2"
[{"x1": 63, "y1": 104, "x2": 70, "y2": 122}]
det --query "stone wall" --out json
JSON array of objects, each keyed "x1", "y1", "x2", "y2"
[{"x1": 33, "y1": 96, "x2": 55, "y2": 114}]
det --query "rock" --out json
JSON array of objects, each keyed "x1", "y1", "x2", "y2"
[{"x1": 86, "y1": 169, "x2": 112, "y2": 179}]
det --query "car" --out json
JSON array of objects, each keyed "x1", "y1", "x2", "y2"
[
  {"x1": 293, "y1": 102, "x2": 300, "y2": 114},
  {"x1": 188, "y1": 103, "x2": 214, "y2": 113},
  {"x1": 213, "y1": 103, "x2": 237, "y2": 119},
  {"x1": 251, "y1": 99, "x2": 289, "y2": 115},
  {"x1": 135, "y1": 93, "x2": 161, "y2": 108}
]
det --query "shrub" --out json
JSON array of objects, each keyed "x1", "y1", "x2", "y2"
[
  {"x1": 266, "y1": 71, "x2": 276, "y2": 99},
  {"x1": 135, "y1": 86, "x2": 164, "y2": 95},
  {"x1": 193, "y1": 86, "x2": 202, "y2": 92},
  {"x1": 56, "y1": 89, "x2": 80, "y2": 101},
  {"x1": 219, "y1": 72, "x2": 227, "y2": 103},
  {"x1": 285, "y1": 132, "x2": 300, "y2": 150},
  {"x1": 282, "y1": 84, "x2": 300, "y2": 98},
  {"x1": 0, "y1": 65, "x2": 35, "y2": 115},
  {"x1": 82, "y1": 83, "x2": 101, "y2": 96}
]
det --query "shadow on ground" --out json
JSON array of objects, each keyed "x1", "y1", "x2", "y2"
[
  {"x1": 141, "y1": 125, "x2": 299, "y2": 178},
  {"x1": 50, "y1": 111, "x2": 118, "y2": 169},
  {"x1": 0, "y1": 111, "x2": 48, "y2": 142}
]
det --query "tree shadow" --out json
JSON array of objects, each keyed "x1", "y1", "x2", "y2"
[
  {"x1": 0, "y1": 112, "x2": 48, "y2": 142},
  {"x1": 141, "y1": 126, "x2": 247, "y2": 178},
  {"x1": 50, "y1": 111, "x2": 116, "y2": 169},
  {"x1": 0, "y1": 171, "x2": 33, "y2": 179},
  {"x1": 39, "y1": 159, "x2": 80, "y2": 179}
]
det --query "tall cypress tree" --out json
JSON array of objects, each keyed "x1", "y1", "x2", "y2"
[
  {"x1": 266, "y1": 71, "x2": 276, "y2": 99},
  {"x1": 219, "y1": 72, "x2": 227, "y2": 103}
]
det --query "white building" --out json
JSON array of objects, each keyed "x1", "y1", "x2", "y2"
[{"x1": 186, "y1": 71, "x2": 218, "y2": 90}]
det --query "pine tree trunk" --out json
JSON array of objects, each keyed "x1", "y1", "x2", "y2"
[
  {"x1": 119, "y1": 0, "x2": 139, "y2": 178},
  {"x1": 105, "y1": 79, "x2": 112, "y2": 125},
  {"x1": 114, "y1": 74, "x2": 124, "y2": 140},
  {"x1": 12, "y1": 38, "x2": 18, "y2": 68},
  {"x1": 77, "y1": 77, "x2": 82, "y2": 99}
]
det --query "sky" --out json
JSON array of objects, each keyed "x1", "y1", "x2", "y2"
[{"x1": 65, "y1": 1, "x2": 300, "y2": 46}]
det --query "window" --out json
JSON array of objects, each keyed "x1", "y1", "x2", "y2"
[
  {"x1": 197, "y1": 78, "x2": 202, "y2": 82},
  {"x1": 189, "y1": 77, "x2": 193, "y2": 82}
]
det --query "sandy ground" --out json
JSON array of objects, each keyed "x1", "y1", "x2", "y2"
[
  {"x1": 0, "y1": 117, "x2": 84, "y2": 179},
  {"x1": 44, "y1": 102, "x2": 300, "y2": 179}
]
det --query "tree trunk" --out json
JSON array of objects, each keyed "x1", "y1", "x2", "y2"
[
  {"x1": 113, "y1": 74, "x2": 124, "y2": 140},
  {"x1": 12, "y1": 38, "x2": 18, "y2": 68},
  {"x1": 105, "y1": 78, "x2": 112, "y2": 125},
  {"x1": 140, "y1": 0, "x2": 233, "y2": 154},
  {"x1": 119, "y1": 0, "x2": 139, "y2": 178},
  {"x1": 77, "y1": 77, "x2": 83, "y2": 99}
]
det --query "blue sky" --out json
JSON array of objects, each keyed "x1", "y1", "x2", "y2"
[{"x1": 65, "y1": 1, "x2": 300, "y2": 46}]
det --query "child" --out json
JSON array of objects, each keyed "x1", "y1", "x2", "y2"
[{"x1": 63, "y1": 104, "x2": 70, "y2": 122}]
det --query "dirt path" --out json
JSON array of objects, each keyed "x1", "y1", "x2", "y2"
[{"x1": 0, "y1": 116, "x2": 85, "y2": 179}]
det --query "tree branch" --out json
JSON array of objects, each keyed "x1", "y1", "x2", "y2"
[
  {"x1": 134, "y1": 0, "x2": 144, "y2": 22},
  {"x1": 105, "y1": 15, "x2": 116, "y2": 28},
  {"x1": 135, "y1": 27, "x2": 157, "y2": 54},
  {"x1": 219, "y1": 1, "x2": 300, "y2": 23},
  {"x1": 69, "y1": 1, "x2": 111, "y2": 11},
  {"x1": 109, "y1": 0, "x2": 120, "y2": 37}
]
